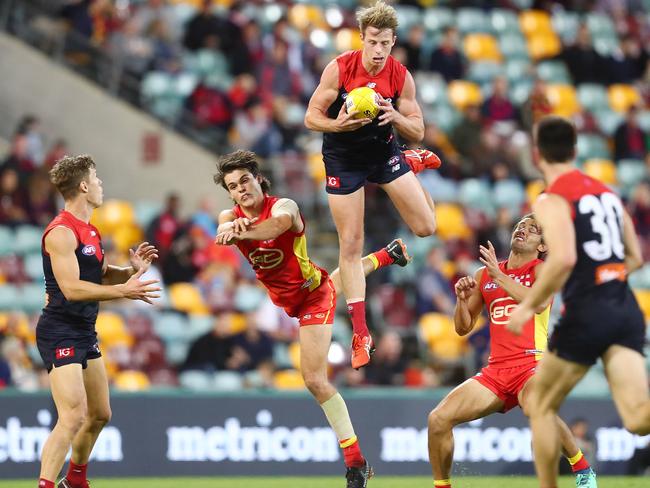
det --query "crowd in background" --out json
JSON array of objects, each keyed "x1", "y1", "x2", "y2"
[{"x1": 0, "y1": 0, "x2": 649, "y2": 393}]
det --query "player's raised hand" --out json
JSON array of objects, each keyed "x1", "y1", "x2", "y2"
[
  {"x1": 507, "y1": 303, "x2": 533, "y2": 336},
  {"x1": 232, "y1": 217, "x2": 258, "y2": 234},
  {"x1": 130, "y1": 242, "x2": 159, "y2": 273},
  {"x1": 479, "y1": 241, "x2": 499, "y2": 278},
  {"x1": 215, "y1": 230, "x2": 239, "y2": 246},
  {"x1": 376, "y1": 96, "x2": 401, "y2": 127},
  {"x1": 121, "y1": 268, "x2": 161, "y2": 304},
  {"x1": 454, "y1": 276, "x2": 476, "y2": 301},
  {"x1": 334, "y1": 102, "x2": 372, "y2": 132}
]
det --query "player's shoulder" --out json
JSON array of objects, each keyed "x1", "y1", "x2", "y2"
[
  {"x1": 546, "y1": 169, "x2": 611, "y2": 201},
  {"x1": 218, "y1": 208, "x2": 237, "y2": 223},
  {"x1": 44, "y1": 224, "x2": 78, "y2": 252}
]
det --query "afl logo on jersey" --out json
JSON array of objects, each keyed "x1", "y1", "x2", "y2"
[
  {"x1": 484, "y1": 281, "x2": 498, "y2": 290},
  {"x1": 82, "y1": 245, "x2": 96, "y2": 256},
  {"x1": 249, "y1": 248, "x2": 284, "y2": 270}
]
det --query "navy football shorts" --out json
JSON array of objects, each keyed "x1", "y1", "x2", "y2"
[
  {"x1": 549, "y1": 287, "x2": 645, "y2": 366},
  {"x1": 323, "y1": 141, "x2": 411, "y2": 195},
  {"x1": 36, "y1": 320, "x2": 102, "y2": 372}
]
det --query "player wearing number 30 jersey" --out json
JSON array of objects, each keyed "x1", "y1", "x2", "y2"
[{"x1": 508, "y1": 116, "x2": 650, "y2": 488}]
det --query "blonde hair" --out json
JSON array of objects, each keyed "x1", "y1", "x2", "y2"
[
  {"x1": 49, "y1": 154, "x2": 95, "y2": 200},
  {"x1": 356, "y1": 1, "x2": 398, "y2": 35}
]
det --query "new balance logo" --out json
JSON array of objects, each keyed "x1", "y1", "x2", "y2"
[{"x1": 391, "y1": 164, "x2": 401, "y2": 173}]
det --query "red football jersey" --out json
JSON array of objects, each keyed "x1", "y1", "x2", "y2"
[
  {"x1": 233, "y1": 195, "x2": 328, "y2": 318},
  {"x1": 545, "y1": 169, "x2": 628, "y2": 304},
  {"x1": 479, "y1": 259, "x2": 550, "y2": 368}
]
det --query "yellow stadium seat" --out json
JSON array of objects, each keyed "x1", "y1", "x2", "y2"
[
  {"x1": 463, "y1": 34, "x2": 502, "y2": 62},
  {"x1": 608, "y1": 84, "x2": 641, "y2": 113},
  {"x1": 226, "y1": 313, "x2": 247, "y2": 334},
  {"x1": 527, "y1": 32, "x2": 562, "y2": 60},
  {"x1": 96, "y1": 311, "x2": 126, "y2": 342},
  {"x1": 633, "y1": 289, "x2": 650, "y2": 319},
  {"x1": 112, "y1": 224, "x2": 144, "y2": 254},
  {"x1": 288, "y1": 4, "x2": 326, "y2": 30},
  {"x1": 441, "y1": 260, "x2": 457, "y2": 280},
  {"x1": 526, "y1": 179, "x2": 546, "y2": 206},
  {"x1": 273, "y1": 369, "x2": 305, "y2": 390},
  {"x1": 308, "y1": 152, "x2": 325, "y2": 184},
  {"x1": 91, "y1": 200, "x2": 136, "y2": 235},
  {"x1": 419, "y1": 313, "x2": 467, "y2": 360},
  {"x1": 434, "y1": 203, "x2": 471, "y2": 241},
  {"x1": 583, "y1": 159, "x2": 617, "y2": 186},
  {"x1": 545, "y1": 84, "x2": 580, "y2": 117},
  {"x1": 519, "y1": 10, "x2": 553, "y2": 36},
  {"x1": 447, "y1": 80, "x2": 483, "y2": 111},
  {"x1": 168, "y1": 282, "x2": 209, "y2": 315},
  {"x1": 114, "y1": 370, "x2": 151, "y2": 391},
  {"x1": 335, "y1": 28, "x2": 362, "y2": 52},
  {"x1": 288, "y1": 341, "x2": 301, "y2": 370}
]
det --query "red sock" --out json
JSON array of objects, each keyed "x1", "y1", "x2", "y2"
[
  {"x1": 340, "y1": 437, "x2": 365, "y2": 468},
  {"x1": 347, "y1": 300, "x2": 369, "y2": 336},
  {"x1": 369, "y1": 248, "x2": 393, "y2": 270},
  {"x1": 570, "y1": 451, "x2": 590, "y2": 472},
  {"x1": 38, "y1": 479, "x2": 55, "y2": 488},
  {"x1": 66, "y1": 461, "x2": 88, "y2": 486}
]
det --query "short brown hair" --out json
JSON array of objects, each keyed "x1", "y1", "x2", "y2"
[
  {"x1": 213, "y1": 150, "x2": 270, "y2": 193},
  {"x1": 535, "y1": 116, "x2": 576, "y2": 164},
  {"x1": 357, "y1": 1, "x2": 398, "y2": 35},
  {"x1": 49, "y1": 154, "x2": 96, "y2": 200}
]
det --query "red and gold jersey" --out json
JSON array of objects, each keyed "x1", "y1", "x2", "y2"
[
  {"x1": 233, "y1": 195, "x2": 328, "y2": 318},
  {"x1": 479, "y1": 259, "x2": 550, "y2": 368}
]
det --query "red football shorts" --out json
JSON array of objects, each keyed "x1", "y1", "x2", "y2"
[
  {"x1": 296, "y1": 278, "x2": 336, "y2": 327},
  {"x1": 473, "y1": 363, "x2": 538, "y2": 412}
]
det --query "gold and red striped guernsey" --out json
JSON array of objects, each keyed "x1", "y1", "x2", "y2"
[
  {"x1": 233, "y1": 195, "x2": 328, "y2": 317},
  {"x1": 479, "y1": 259, "x2": 550, "y2": 368}
]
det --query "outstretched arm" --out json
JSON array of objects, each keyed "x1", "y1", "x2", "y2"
[
  {"x1": 453, "y1": 268, "x2": 485, "y2": 336},
  {"x1": 46, "y1": 226, "x2": 160, "y2": 303},
  {"x1": 103, "y1": 242, "x2": 158, "y2": 285}
]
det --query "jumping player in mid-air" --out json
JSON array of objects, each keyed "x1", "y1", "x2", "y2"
[
  {"x1": 305, "y1": 1, "x2": 440, "y2": 369},
  {"x1": 427, "y1": 214, "x2": 597, "y2": 488},
  {"x1": 214, "y1": 149, "x2": 411, "y2": 488},
  {"x1": 508, "y1": 116, "x2": 650, "y2": 488},
  {"x1": 37, "y1": 155, "x2": 160, "y2": 488}
]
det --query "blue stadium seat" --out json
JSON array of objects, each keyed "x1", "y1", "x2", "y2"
[
  {"x1": 187, "y1": 315, "x2": 213, "y2": 342},
  {"x1": 422, "y1": 104, "x2": 461, "y2": 134},
  {"x1": 153, "y1": 312, "x2": 189, "y2": 343},
  {"x1": 577, "y1": 84, "x2": 609, "y2": 112},
  {"x1": 457, "y1": 8, "x2": 492, "y2": 34},
  {"x1": 493, "y1": 180, "x2": 526, "y2": 214},
  {"x1": 420, "y1": 172, "x2": 459, "y2": 204},
  {"x1": 0, "y1": 227, "x2": 14, "y2": 256},
  {"x1": 423, "y1": 8, "x2": 455, "y2": 33},
  {"x1": 509, "y1": 81, "x2": 533, "y2": 106},
  {"x1": 571, "y1": 368, "x2": 609, "y2": 396},
  {"x1": 467, "y1": 61, "x2": 503, "y2": 85},
  {"x1": 499, "y1": 34, "x2": 530, "y2": 61},
  {"x1": 459, "y1": 178, "x2": 493, "y2": 211},
  {"x1": 14, "y1": 225, "x2": 43, "y2": 255},
  {"x1": 490, "y1": 9, "x2": 521, "y2": 35},
  {"x1": 586, "y1": 13, "x2": 617, "y2": 38},
  {"x1": 637, "y1": 110, "x2": 650, "y2": 132},
  {"x1": 594, "y1": 37, "x2": 621, "y2": 57},
  {"x1": 24, "y1": 253, "x2": 44, "y2": 281},
  {"x1": 595, "y1": 109, "x2": 624, "y2": 136},
  {"x1": 165, "y1": 341, "x2": 191, "y2": 366},
  {"x1": 134, "y1": 200, "x2": 162, "y2": 229},
  {"x1": 551, "y1": 11, "x2": 580, "y2": 43},
  {"x1": 212, "y1": 371, "x2": 243, "y2": 391},
  {"x1": 0, "y1": 285, "x2": 19, "y2": 310},
  {"x1": 628, "y1": 263, "x2": 650, "y2": 290},
  {"x1": 415, "y1": 72, "x2": 447, "y2": 106},
  {"x1": 617, "y1": 159, "x2": 646, "y2": 197},
  {"x1": 576, "y1": 134, "x2": 610, "y2": 162},
  {"x1": 178, "y1": 370, "x2": 212, "y2": 391},
  {"x1": 536, "y1": 61, "x2": 571, "y2": 84},
  {"x1": 505, "y1": 59, "x2": 533, "y2": 85},
  {"x1": 395, "y1": 5, "x2": 420, "y2": 37}
]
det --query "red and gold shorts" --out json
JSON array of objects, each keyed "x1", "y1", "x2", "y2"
[
  {"x1": 473, "y1": 363, "x2": 538, "y2": 412},
  {"x1": 295, "y1": 278, "x2": 336, "y2": 327}
]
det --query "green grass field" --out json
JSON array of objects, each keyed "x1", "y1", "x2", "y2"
[{"x1": 1, "y1": 477, "x2": 648, "y2": 488}]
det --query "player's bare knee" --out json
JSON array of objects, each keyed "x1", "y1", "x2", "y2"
[
  {"x1": 90, "y1": 406, "x2": 112, "y2": 427},
  {"x1": 302, "y1": 372, "x2": 328, "y2": 397},
  {"x1": 60, "y1": 403, "x2": 88, "y2": 433},
  {"x1": 338, "y1": 235, "x2": 363, "y2": 258},
  {"x1": 623, "y1": 415, "x2": 650, "y2": 435},
  {"x1": 427, "y1": 409, "x2": 452, "y2": 435}
]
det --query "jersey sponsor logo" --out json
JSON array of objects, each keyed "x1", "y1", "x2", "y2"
[
  {"x1": 82, "y1": 244, "x2": 96, "y2": 256},
  {"x1": 391, "y1": 164, "x2": 401, "y2": 173},
  {"x1": 366, "y1": 82, "x2": 376, "y2": 88},
  {"x1": 595, "y1": 263, "x2": 627, "y2": 284},
  {"x1": 90, "y1": 231, "x2": 96, "y2": 236},
  {"x1": 326, "y1": 176, "x2": 341, "y2": 188},
  {"x1": 484, "y1": 281, "x2": 498, "y2": 290},
  {"x1": 489, "y1": 297, "x2": 517, "y2": 325},
  {"x1": 55, "y1": 347, "x2": 75, "y2": 359},
  {"x1": 249, "y1": 248, "x2": 284, "y2": 270}
]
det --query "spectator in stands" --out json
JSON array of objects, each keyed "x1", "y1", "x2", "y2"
[
  {"x1": 26, "y1": 170, "x2": 57, "y2": 227},
  {"x1": 182, "y1": 314, "x2": 234, "y2": 372},
  {"x1": 146, "y1": 192, "x2": 182, "y2": 259},
  {"x1": 609, "y1": 35, "x2": 648, "y2": 84},
  {"x1": 0, "y1": 167, "x2": 29, "y2": 226},
  {"x1": 228, "y1": 314, "x2": 274, "y2": 374},
  {"x1": 44, "y1": 139, "x2": 69, "y2": 169},
  {"x1": 416, "y1": 246, "x2": 455, "y2": 316},
  {"x1": 17, "y1": 115, "x2": 45, "y2": 168},
  {"x1": 521, "y1": 77, "x2": 552, "y2": 132},
  {"x1": 481, "y1": 77, "x2": 517, "y2": 125},
  {"x1": 0, "y1": 336, "x2": 39, "y2": 391},
  {"x1": 399, "y1": 24, "x2": 424, "y2": 72},
  {"x1": 561, "y1": 24, "x2": 606, "y2": 85},
  {"x1": 363, "y1": 331, "x2": 408, "y2": 386},
  {"x1": 477, "y1": 206, "x2": 516, "y2": 260},
  {"x1": 629, "y1": 179, "x2": 650, "y2": 258},
  {"x1": 429, "y1": 27, "x2": 464, "y2": 82},
  {"x1": 614, "y1": 107, "x2": 649, "y2": 161},
  {"x1": 450, "y1": 105, "x2": 485, "y2": 177},
  {"x1": 131, "y1": 0, "x2": 179, "y2": 43}
]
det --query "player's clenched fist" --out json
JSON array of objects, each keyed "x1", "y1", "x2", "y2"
[{"x1": 455, "y1": 276, "x2": 476, "y2": 301}]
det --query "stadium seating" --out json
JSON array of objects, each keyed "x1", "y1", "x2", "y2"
[
  {"x1": 434, "y1": 203, "x2": 472, "y2": 241},
  {"x1": 14, "y1": 226, "x2": 42, "y2": 255},
  {"x1": 545, "y1": 84, "x2": 580, "y2": 117},
  {"x1": 447, "y1": 81, "x2": 483, "y2": 110},
  {"x1": 607, "y1": 84, "x2": 642, "y2": 113},
  {"x1": 168, "y1": 283, "x2": 209, "y2": 315},
  {"x1": 114, "y1": 370, "x2": 151, "y2": 391},
  {"x1": 583, "y1": 159, "x2": 618, "y2": 186},
  {"x1": 273, "y1": 369, "x2": 305, "y2": 390}
]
